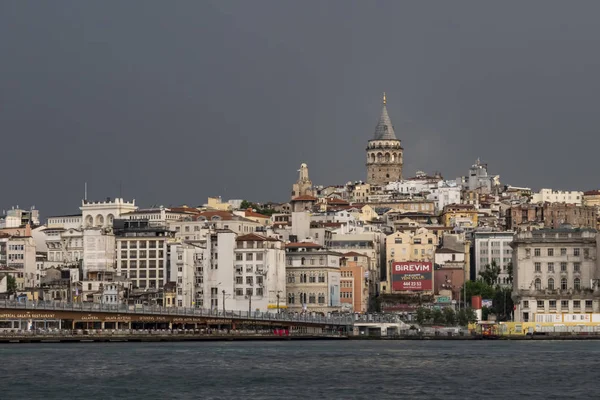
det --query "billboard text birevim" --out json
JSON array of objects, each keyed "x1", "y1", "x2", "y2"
[{"x1": 392, "y1": 262, "x2": 433, "y2": 291}]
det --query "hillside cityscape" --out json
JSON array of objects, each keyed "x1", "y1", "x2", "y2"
[{"x1": 2, "y1": 94, "x2": 599, "y2": 335}]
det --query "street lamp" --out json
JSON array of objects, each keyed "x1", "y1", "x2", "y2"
[
  {"x1": 269, "y1": 289, "x2": 283, "y2": 314},
  {"x1": 222, "y1": 289, "x2": 226, "y2": 314}
]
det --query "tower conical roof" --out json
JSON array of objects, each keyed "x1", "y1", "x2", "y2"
[{"x1": 373, "y1": 93, "x2": 398, "y2": 141}]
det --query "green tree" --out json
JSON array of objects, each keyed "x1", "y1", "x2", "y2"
[
  {"x1": 443, "y1": 307, "x2": 456, "y2": 326},
  {"x1": 479, "y1": 260, "x2": 501, "y2": 286},
  {"x1": 507, "y1": 262, "x2": 513, "y2": 285},
  {"x1": 432, "y1": 308, "x2": 445, "y2": 325},
  {"x1": 456, "y1": 309, "x2": 468, "y2": 326},
  {"x1": 465, "y1": 308, "x2": 478, "y2": 324},
  {"x1": 240, "y1": 200, "x2": 252, "y2": 210},
  {"x1": 493, "y1": 288, "x2": 514, "y2": 321},
  {"x1": 465, "y1": 280, "x2": 495, "y2": 301},
  {"x1": 6, "y1": 275, "x2": 17, "y2": 295},
  {"x1": 415, "y1": 307, "x2": 428, "y2": 325}
]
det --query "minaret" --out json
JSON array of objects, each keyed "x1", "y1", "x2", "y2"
[
  {"x1": 291, "y1": 163, "x2": 314, "y2": 199},
  {"x1": 366, "y1": 93, "x2": 403, "y2": 185}
]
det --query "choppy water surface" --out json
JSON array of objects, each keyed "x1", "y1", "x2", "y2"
[{"x1": 0, "y1": 340, "x2": 597, "y2": 399}]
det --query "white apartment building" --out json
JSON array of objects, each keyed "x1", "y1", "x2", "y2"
[
  {"x1": 6, "y1": 236, "x2": 36, "y2": 289},
  {"x1": 427, "y1": 181, "x2": 462, "y2": 212},
  {"x1": 285, "y1": 242, "x2": 341, "y2": 315},
  {"x1": 115, "y1": 220, "x2": 172, "y2": 290},
  {"x1": 512, "y1": 227, "x2": 599, "y2": 323},
  {"x1": 531, "y1": 189, "x2": 583, "y2": 205},
  {"x1": 473, "y1": 231, "x2": 514, "y2": 286}
]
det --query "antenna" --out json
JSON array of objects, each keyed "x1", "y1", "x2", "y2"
[{"x1": 84, "y1": 182, "x2": 88, "y2": 201}]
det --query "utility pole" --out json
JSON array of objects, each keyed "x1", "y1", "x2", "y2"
[
  {"x1": 276, "y1": 293, "x2": 280, "y2": 314},
  {"x1": 222, "y1": 289, "x2": 226, "y2": 314},
  {"x1": 248, "y1": 293, "x2": 252, "y2": 315}
]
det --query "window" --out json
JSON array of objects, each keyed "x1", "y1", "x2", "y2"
[
  {"x1": 535, "y1": 278, "x2": 541, "y2": 290},
  {"x1": 318, "y1": 273, "x2": 325, "y2": 283},
  {"x1": 523, "y1": 300, "x2": 529, "y2": 308},
  {"x1": 534, "y1": 248, "x2": 540, "y2": 257},
  {"x1": 318, "y1": 293, "x2": 325, "y2": 303},
  {"x1": 236, "y1": 254, "x2": 243, "y2": 261},
  {"x1": 309, "y1": 293, "x2": 316, "y2": 304},
  {"x1": 246, "y1": 288, "x2": 253, "y2": 296},
  {"x1": 301, "y1": 257, "x2": 306, "y2": 266},
  {"x1": 413, "y1": 238, "x2": 421, "y2": 244},
  {"x1": 288, "y1": 293, "x2": 295, "y2": 304},
  {"x1": 584, "y1": 248, "x2": 590, "y2": 259},
  {"x1": 256, "y1": 276, "x2": 263, "y2": 285},
  {"x1": 287, "y1": 274, "x2": 295, "y2": 284},
  {"x1": 256, "y1": 253, "x2": 263, "y2": 261},
  {"x1": 236, "y1": 277, "x2": 243, "y2": 284},
  {"x1": 560, "y1": 248, "x2": 567, "y2": 256},
  {"x1": 585, "y1": 300, "x2": 593, "y2": 309},
  {"x1": 574, "y1": 248, "x2": 580, "y2": 257},
  {"x1": 547, "y1": 278, "x2": 554, "y2": 290},
  {"x1": 561, "y1": 300, "x2": 569, "y2": 309},
  {"x1": 246, "y1": 277, "x2": 253, "y2": 285},
  {"x1": 560, "y1": 262, "x2": 567, "y2": 272},
  {"x1": 394, "y1": 238, "x2": 402, "y2": 244},
  {"x1": 574, "y1": 263, "x2": 581, "y2": 273},
  {"x1": 547, "y1": 263, "x2": 554, "y2": 272},
  {"x1": 537, "y1": 300, "x2": 544, "y2": 308},
  {"x1": 300, "y1": 273, "x2": 307, "y2": 283},
  {"x1": 549, "y1": 300, "x2": 556, "y2": 309},
  {"x1": 246, "y1": 253, "x2": 253, "y2": 261},
  {"x1": 547, "y1": 248, "x2": 554, "y2": 256},
  {"x1": 235, "y1": 288, "x2": 243, "y2": 296},
  {"x1": 574, "y1": 300, "x2": 581, "y2": 308},
  {"x1": 561, "y1": 278, "x2": 567, "y2": 290},
  {"x1": 574, "y1": 278, "x2": 581, "y2": 290},
  {"x1": 428, "y1": 238, "x2": 433, "y2": 244},
  {"x1": 534, "y1": 262, "x2": 541, "y2": 272}
]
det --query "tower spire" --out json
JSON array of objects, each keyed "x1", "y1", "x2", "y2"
[{"x1": 383, "y1": 92, "x2": 386, "y2": 105}]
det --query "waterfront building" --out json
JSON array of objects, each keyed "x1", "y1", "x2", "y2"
[
  {"x1": 366, "y1": 93, "x2": 403, "y2": 186},
  {"x1": 6, "y1": 234, "x2": 36, "y2": 290},
  {"x1": 382, "y1": 227, "x2": 438, "y2": 294},
  {"x1": 511, "y1": 227, "x2": 600, "y2": 323},
  {"x1": 114, "y1": 219, "x2": 173, "y2": 290},
  {"x1": 340, "y1": 252, "x2": 370, "y2": 313},
  {"x1": 285, "y1": 242, "x2": 341, "y2": 315}
]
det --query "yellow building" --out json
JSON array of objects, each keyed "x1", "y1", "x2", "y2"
[
  {"x1": 381, "y1": 227, "x2": 438, "y2": 294},
  {"x1": 583, "y1": 190, "x2": 600, "y2": 208},
  {"x1": 360, "y1": 204, "x2": 379, "y2": 222},
  {"x1": 441, "y1": 204, "x2": 478, "y2": 228},
  {"x1": 204, "y1": 196, "x2": 232, "y2": 211}
]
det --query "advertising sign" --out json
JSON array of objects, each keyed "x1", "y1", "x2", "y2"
[
  {"x1": 482, "y1": 299, "x2": 493, "y2": 308},
  {"x1": 391, "y1": 262, "x2": 433, "y2": 291}
]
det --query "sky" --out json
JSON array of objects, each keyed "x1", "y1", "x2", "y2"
[{"x1": 2, "y1": 1, "x2": 600, "y2": 218}]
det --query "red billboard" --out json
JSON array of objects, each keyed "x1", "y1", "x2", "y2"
[{"x1": 392, "y1": 261, "x2": 433, "y2": 291}]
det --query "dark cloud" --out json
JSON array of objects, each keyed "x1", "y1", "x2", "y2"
[{"x1": 1, "y1": 1, "x2": 599, "y2": 217}]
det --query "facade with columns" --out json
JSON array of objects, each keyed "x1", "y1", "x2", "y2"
[{"x1": 366, "y1": 94, "x2": 404, "y2": 186}]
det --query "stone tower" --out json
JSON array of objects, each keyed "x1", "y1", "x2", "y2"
[
  {"x1": 291, "y1": 163, "x2": 314, "y2": 199},
  {"x1": 366, "y1": 93, "x2": 403, "y2": 185}
]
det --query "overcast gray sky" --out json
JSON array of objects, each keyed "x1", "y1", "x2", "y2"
[{"x1": 2, "y1": 1, "x2": 599, "y2": 217}]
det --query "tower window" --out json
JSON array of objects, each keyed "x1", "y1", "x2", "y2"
[{"x1": 386, "y1": 174, "x2": 389, "y2": 178}]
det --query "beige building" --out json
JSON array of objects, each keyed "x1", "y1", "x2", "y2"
[
  {"x1": 285, "y1": 242, "x2": 341, "y2": 315},
  {"x1": 382, "y1": 227, "x2": 438, "y2": 294},
  {"x1": 203, "y1": 196, "x2": 233, "y2": 211},
  {"x1": 512, "y1": 227, "x2": 600, "y2": 323},
  {"x1": 584, "y1": 190, "x2": 600, "y2": 208},
  {"x1": 507, "y1": 203, "x2": 597, "y2": 231},
  {"x1": 169, "y1": 211, "x2": 262, "y2": 240}
]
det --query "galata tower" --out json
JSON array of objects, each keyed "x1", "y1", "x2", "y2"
[{"x1": 366, "y1": 93, "x2": 403, "y2": 185}]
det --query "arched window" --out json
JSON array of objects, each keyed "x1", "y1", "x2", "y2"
[
  {"x1": 548, "y1": 278, "x2": 555, "y2": 290},
  {"x1": 561, "y1": 278, "x2": 567, "y2": 290},
  {"x1": 95, "y1": 214, "x2": 104, "y2": 227},
  {"x1": 535, "y1": 278, "x2": 541, "y2": 290},
  {"x1": 384, "y1": 153, "x2": 391, "y2": 163},
  {"x1": 574, "y1": 278, "x2": 581, "y2": 290},
  {"x1": 301, "y1": 257, "x2": 305, "y2": 266}
]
